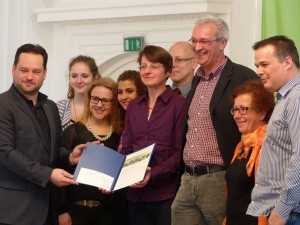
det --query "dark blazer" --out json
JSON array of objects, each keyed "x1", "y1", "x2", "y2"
[
  {"x1": 183, "y1": 58, "x2": 258, "y2": 168},
  {"x1": 0, "y1": 85, "x2": 69, "y2": 225}
]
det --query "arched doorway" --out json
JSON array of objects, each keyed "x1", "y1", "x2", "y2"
[{"x1": 98, "y1": 52, "x2": 139, "y2": 81}]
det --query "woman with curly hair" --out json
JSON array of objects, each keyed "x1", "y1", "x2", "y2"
[
  {"x1": 117, "y1": 70, "x2": 147, "y2": 130},
  {"x1": 59, "y1": 77, "x2": 125, "y2": 225}
]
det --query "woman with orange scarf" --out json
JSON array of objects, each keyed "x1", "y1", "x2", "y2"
[{"x1": 223, "y1": 80, "x2": 274, "y2": 225}]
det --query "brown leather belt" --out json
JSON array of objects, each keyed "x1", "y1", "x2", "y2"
[
  {"x1": 185, "y1": 164, "x2": 225, "y2": 176},
  {"x1": 74, "y1": 200, "x2": 100, "y2": 208}
]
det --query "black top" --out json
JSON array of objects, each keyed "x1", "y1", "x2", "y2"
[
  {"x1": 225, "y1": 151, "x2": 258, "y2": 225},
  {"x1": 13, "y1": 85, "x2": 51, "y2": 149},
  {"x1": 61, "y1": 122, "x2": 120, "y2": 205},
  {"x1": 60, "y1": 122, "x2": 130, "y2": 225}
]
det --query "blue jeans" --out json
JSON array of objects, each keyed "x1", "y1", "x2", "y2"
[
  {"x1": 286, "y1": 212, "x2": 300, "y2": 225},
  {"x1": 171, "y1": 171, "x2": 226, "y2": 225}
]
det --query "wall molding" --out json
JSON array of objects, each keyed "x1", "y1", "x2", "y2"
[
  {"x1": 35, "y1": 0, "x2": 230, "y2": 24},
  {"x1": 32, "y1": 0, "x2": 231, "y2": 100},
  {"x1": 0, "y1": 0, "x2": 10, "y2": 91}
]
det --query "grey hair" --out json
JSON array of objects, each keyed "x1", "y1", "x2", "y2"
[{"x1": 195, "y1": 16, "x2": 229, "y2": 41}]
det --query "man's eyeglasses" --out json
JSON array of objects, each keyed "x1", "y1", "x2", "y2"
[
  {"x1": 90, "y1": 96, "x2": 113, "y2": 105},
  {"x1": 174, "y1": 57, "x2": 194, "y2": 64},
  {"x1": 230, "y1": 106, "x2": 255, "y2": 115},
  {"x1": 138, "y1": 64, "x2": 164, "y2": 71},
  {"x1": 189, "y1": 38, "x2": 222, "y2": 46}
]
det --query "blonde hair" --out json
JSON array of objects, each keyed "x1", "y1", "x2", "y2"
[{"x1": 82, "y1": 77, "x2": 122, "y2": 134}]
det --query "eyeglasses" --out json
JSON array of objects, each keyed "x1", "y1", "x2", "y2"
[
  {"x1": 174, "y1": 57, "x2": 194, "y2": 64},
  {"x1": 189, "y1": 38, "x2": 222, "y2": 46},
  {"x1": 90, "y1": 96, "x2": 113, "y2": 105},
  {"x1": 230, "y1": 106, "x2": 255, "y2": 115},
  {"x1": 138, "y1": 64, "x2": 164, "y2": 71}
]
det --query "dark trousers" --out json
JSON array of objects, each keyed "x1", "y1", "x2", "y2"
[
  {"x1": 128, "y1": 199, "x2": 173, "y2": 225},
  {"x1": 43, "y1": 215, "x2": 54, "y2": 225},
  {"x1": 69, "y1": 204, "x2": 115, "y2": 225},
  {"x1": 43, "y1": 201, "x2": 54, "y2": 225}
]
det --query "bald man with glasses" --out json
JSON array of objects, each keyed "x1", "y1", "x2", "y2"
[{"x1": 169, "y1": 41, "x2": 197, "y2": 98}]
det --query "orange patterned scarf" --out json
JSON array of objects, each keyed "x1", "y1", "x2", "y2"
[{"x1": 231, "y1": 125, "x2": 267, "y2": 177}]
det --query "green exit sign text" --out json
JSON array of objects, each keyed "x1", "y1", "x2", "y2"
[{"x1": 123, "y1": 37, "x2": 143, "y2": 52}]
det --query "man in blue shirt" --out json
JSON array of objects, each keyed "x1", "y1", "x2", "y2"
[{"x1": 247, "y1": 36, "x2": 300, "y2": 225}]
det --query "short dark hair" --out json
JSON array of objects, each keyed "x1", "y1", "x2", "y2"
[
  {"x1": 253, "y1": 35, "x2": 299, "y2": 68},
  {"x1": 137, "y1": 45, "x2": 173, "y2": 73},
  {"x1": 14, "y1": 43, "x2": 48, "y2": 70},
  {"x1": 230, "y1": 80, "x2": 275, "y2": 123}
]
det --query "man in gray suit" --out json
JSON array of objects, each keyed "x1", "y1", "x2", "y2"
[{"x1": 0, "y1": 44, "x2": 85, "y2": 225}]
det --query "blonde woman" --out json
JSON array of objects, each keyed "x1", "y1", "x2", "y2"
[{"x1": 59, "y1": 77, "x2": 125, "y2": 225}]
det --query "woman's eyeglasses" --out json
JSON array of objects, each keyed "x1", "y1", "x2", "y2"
[
  {"x1": 90, "y1": 96, "x2": 113, "y2": 105},
  {"x1": 230, "y1": 106, "x2": 255, "y2": 115}
]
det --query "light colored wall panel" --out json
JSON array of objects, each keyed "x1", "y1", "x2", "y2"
[{"x1": 0, "y1": 0, "x2": 261, "y2": 102}]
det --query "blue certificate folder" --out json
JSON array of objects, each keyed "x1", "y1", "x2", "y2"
[{"x1": 73, "y1": 142, "x2": 155, "y2": 192}]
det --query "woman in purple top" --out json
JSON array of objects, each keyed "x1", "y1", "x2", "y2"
[{"x1": 120, "y1": 45, "x2": 187, "y2": 225}]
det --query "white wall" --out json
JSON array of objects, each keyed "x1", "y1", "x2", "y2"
[
  {"x1": 0, "y1": 0, "x2": 262, "y2": 101},
  {"x1": 230, "y1": 0, "x2": 262, "y2": 68},
  {"x1": 0, "y1": 0, "x2": 54, "y2": 94}
]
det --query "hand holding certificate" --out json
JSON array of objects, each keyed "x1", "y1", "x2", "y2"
[
  {"x1": 73, "y1": 142, "x2": 155, "y2": 192},
  {"x1": 130, "y1": 167, "x2": 151, "y2": 188}
]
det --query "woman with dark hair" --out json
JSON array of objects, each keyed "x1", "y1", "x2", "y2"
[
  {"x1": 120, "y1": 45, "x2": 186, "y2": 225},
  {"x1": 223, "y1": 80, "x2": 275, "y2": 225},
  {"x1": 117, "y1": 70, "x2": 147, "y2": 130}
]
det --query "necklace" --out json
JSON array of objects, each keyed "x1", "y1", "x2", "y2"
[
  {"x1": 87, "y1": 117, "x2": 113, "y2": 142},
  {"x1": 72, "y1": 99, "x2": 78, "y2": 121},
  {"x1": 148, "y1": 101, "x2": 155, "y2": 109}
]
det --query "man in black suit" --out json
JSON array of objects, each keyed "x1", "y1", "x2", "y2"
[
  {"x1": 0, "y1": 44, "x2": 85, "y2": 225},
  {"x1": 171, "y1": 16, "x2": 259, "y2": 225}
]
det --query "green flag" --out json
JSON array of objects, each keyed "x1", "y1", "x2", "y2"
[{"x1": 262, "y1": 0, "x2": 300, "y2": 50}]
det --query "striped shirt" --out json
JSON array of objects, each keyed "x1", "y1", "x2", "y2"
[
  {"x1": 247, "y1": 74, "x2": 300, "y2": 220},
  {"x1": 56, "y1": 99, "x2": 74, "y2": 130},
  {"x1": 183, "y1": 58, "x2": 227, "y2": 167}
]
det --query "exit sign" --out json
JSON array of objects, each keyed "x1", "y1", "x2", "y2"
[{"x1": 123, "y1": 37, "x2": 143, "y2": 52}]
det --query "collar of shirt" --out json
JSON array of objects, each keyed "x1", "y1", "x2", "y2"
[
  {"x1": 196, "y1": 57, "x2": 228, "y2": 80},
  {"x1": 12, "y1": 84, "x2": 51, "y2": 149},
  {"x1": 12, "y1": 84, "x2": 48, "y2": 107},
  {"x1": 277, "y1": 74, "x2": 300, "y2": 101},
  {"x1": 137, "y1": 85, "x2": 173, "y2": 105},
  {"x1": 172, "y1": 82, "x2": 192, "y2": 97}
]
